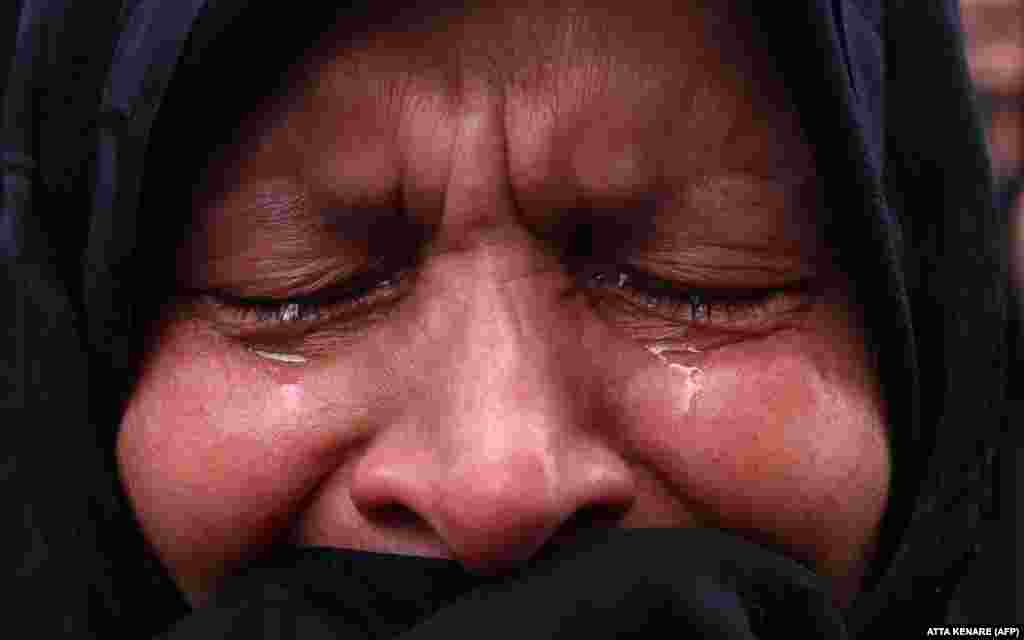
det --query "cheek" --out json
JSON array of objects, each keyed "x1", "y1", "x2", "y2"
[
  {"x1": 618, "y1": 329, "x2": 889, "y2": 591},
  {"x1": 115, "y1": 322, "x2": 374, "y2": 596}
]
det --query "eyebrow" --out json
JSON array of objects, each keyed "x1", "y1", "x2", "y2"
[
  {"x1": 191, "y1": 166, "x2": 819, "y2": 266},
  {"x1": 197, "y1": 174, "x2": 411, "y2": 242},
  {"x1": 675, "y1": 173, "x2": 818, "y2": 226},
  {"x1": 184, "y1": 176, "x2": 430, "y2": 292}
]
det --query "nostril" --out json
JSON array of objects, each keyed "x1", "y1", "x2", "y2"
[
  {"x1": 362, "y1": 502, "x2": 432, "y2": 532},
  {"x1": 552, "y1": 503, "x2": 629, "y2": 543}
]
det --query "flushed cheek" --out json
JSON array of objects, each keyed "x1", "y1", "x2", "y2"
[
  {"x1": 115, "y1": 323, "x2": 375, "y2": 598},
  {"x1": 619, "y1": 330, "x2": 889, "y2": 595}
]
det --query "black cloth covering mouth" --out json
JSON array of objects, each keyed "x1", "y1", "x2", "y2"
[{"x1": 159, "y1": 529, "x2": 847, "y2": 639}]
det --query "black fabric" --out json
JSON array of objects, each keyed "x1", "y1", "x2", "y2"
[
  {"x1": 159, "y1": 530, "x2": 847, "y2": 640},
  {"x1": 3, "y1": 2, "x2": 189, "y2": 638},
  {"x1": 1, "y1": 1, "x2": 1014, "y2": 637},
  {"x1": 0, "y1": 0, "x2": 24, "y2": 102}
]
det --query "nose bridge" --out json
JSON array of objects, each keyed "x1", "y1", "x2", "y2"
[
  {"x1": 435, "y1": 83, "x2": 580, "y2": 445},
  {"x1": 425, "y1": 82, "x2": 579, "y2": 468},
  {"x1": 429, "y1": 79, "x2": 524, "y2": 241},
  {"x1": 442, "y1": 264, "x2": 573, "y2": 458},
  {"x1": 346, "y1": 89, "x2": 635, "y2": 571},
  {"x1": 420, "y1": 85, "x2": 629, "y2": 569},
  {"x1": 422, "y1": 272, "x2": 588, "y2": 568},
  {"x1": 347, "y1": 255, "x2": 602, "y2": 572}
]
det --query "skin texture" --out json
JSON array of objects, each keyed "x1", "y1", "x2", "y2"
[
  {"x1": 117, "y1": 1, "x2": 890, "y2": 609},
  {"x1": 961, "y1": 0, "x2": 1024, "y2": 176}
]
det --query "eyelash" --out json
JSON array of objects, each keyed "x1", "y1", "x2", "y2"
[
  {"x1": 581, "y1": 264, "x2": 801, "y2": 327},
  {"x1": 585, "y1": 264, "x2": 713, "y2": 321},
  {"x1": 205, "y1": 263, "x2": 798, "y2": 332},
  {"x1": 206, "y1": 269, "x2": 407, "y2": 328}
]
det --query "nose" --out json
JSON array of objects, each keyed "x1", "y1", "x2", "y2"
[
  {"x1": 347, "y1": 95, "x2": 636, "y2": 572},
  {"x1": 347, "y1": 274, "x2": 637, "y2": 573},
  {"x1": 350, "y1": 432, "x2": 636, "y2": 572}
]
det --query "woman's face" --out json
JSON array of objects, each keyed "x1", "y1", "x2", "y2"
[{"x1": 117, "y1": 1, "x2": 889, "y2": 608}]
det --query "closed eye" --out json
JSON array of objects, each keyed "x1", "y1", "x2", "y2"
[
  {"x1": 193, "y1": 265, "x2": 412, "y2": 330},
  {"x1": 580, "y1": 262, "x2": 812, "y2": 330}
]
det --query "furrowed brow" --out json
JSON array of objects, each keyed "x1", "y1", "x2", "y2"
[{"x1": 182, "y1": 178, "x2": 424, "y2": 293}]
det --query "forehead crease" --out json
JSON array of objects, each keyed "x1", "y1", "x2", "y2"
[
  {"x1": 284, "y1": 21, "x2": 684, "y2": 196},
  {"x1": 505, "y1": 62, "x2": 757, "y2": 231},
  {"x1": 298, "y1": 0, "x2": 699, "y2": 113},
  {"x1": 658, "y1": 175, "x2": 822, "y2": 247},
  {"x1": 212, "y1": 2, "x2": 810, "y2": 230}
]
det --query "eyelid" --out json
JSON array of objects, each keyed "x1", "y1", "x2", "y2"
[
  {"x1": 634, "y1": 246, "x2": 820, "y2": 289},
  {"x1": 251, "y1": 348, "x2": 309, "y2": 363},
  {"x1": 190, "y1": 250, "x2": 812, "y2": 354},
  {"x1": 582, "y1": 262, "x2": 813, "y2": 330},
  {"x1": 192, "y1": 263, "x2": 413, "y2": 333}
]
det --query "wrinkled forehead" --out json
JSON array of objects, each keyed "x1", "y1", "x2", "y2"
[
  {"x1": 301, "y1": 1, "x2": 754, "y2": 98},
  {"x1": 191, "y1": 0, "x2": 817, "y2": 248}
]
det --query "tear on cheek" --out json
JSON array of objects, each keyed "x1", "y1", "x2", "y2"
[
  {"x1": 251, "y1": 348, "x2": 309, "y2": 364},
  {"x1": 646, "y1": 343, "x2": 704, "y2": 413},
  {"x1": 621, "y1": 365, "x2": 703, "y2": 436},
  {"x1": 620, "y1": 343, "x2": 707, "y2": 425},
  {"x1": 618, "y1": 335, "x2": 889, "y2": 522}
]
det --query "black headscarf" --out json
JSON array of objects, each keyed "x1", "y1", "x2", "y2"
[{"x1": 2, "y1": 1, "x2": 1014, "y2": 637}]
